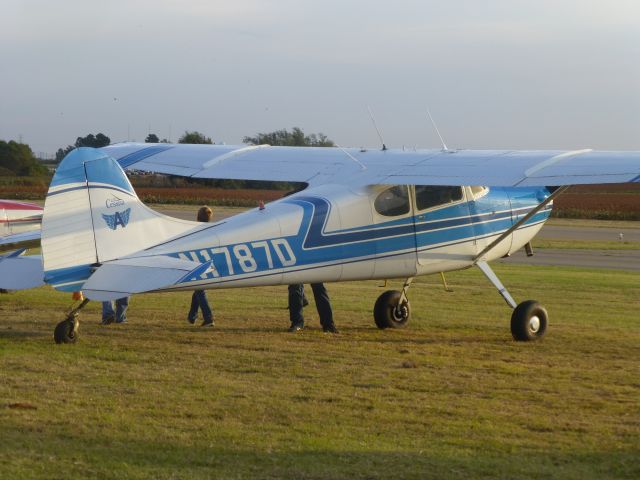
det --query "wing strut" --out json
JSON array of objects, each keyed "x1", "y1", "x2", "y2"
[
  {"x1": 473, "y1": 186, "x2": 569, "y2": 263},
  {"x1": 476, "y1": 261, "x2": 517, "y2": 308}
]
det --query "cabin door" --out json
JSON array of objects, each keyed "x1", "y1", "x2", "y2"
[{"x1": 412, "y1": 186, "x2": 477, "y2": 273}]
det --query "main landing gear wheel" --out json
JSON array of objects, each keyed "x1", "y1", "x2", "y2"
[
  {"x1": 374, "y1": 290, "x2": 411, "y2": 329},
  {"x1": 511, "y1": 300, "x2": 548, "y2": 341},
  {"x1": 54, "y1": 315, "x2": 79, "y2": 344}
]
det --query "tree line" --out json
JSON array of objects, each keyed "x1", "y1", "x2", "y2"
[{"x1": 0, "y1": 140, "x2": 48, "y2": 176}]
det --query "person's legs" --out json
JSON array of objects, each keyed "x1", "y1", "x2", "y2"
[
  {"x1": 311, "y1": 283, "x2": 336, "y2": 332},
  {"x1": 288, "y1": 284, "x2": 304, "y2": 330},
  {"x1": 188, "y1": 292, "x2": 199, "y2": 324},
  {"x1": 101, "y1": 301, "x2": 115, "y2": 324},
  {"x1": 198, "y1": 290, "x2": 214, "y2": 326},
  {"x1": 115, "y1": 297, "x2": 129, "y2": 323}
]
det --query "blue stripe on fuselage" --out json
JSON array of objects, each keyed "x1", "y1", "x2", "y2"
[
  {"x1": 286, "y1": 196, "x2": 546, "y2": 250},
  {"x1": 44, "y1": 264, "x2": 94, "y2": 291}
]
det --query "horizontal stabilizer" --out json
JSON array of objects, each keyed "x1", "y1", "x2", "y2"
[
  {"x1": 81, "y1": 255, "x2": 203, "y2": 301},
  {"x1": 0, "y1": 250, "x2": 44, "y2": 290}
]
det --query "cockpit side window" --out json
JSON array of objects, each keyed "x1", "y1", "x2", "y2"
[
  {"x1": 374, "y1": 185, "x2": 410, "y2": 216},
  {"x1": 469, "y1": 186, "x2": 489, "y2": 200},
  {"x1": 415, "y1": 186, "x2": 463, "y2": 211}
]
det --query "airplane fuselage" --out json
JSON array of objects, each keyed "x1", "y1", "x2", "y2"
[{"x1": 142, "y1": 183, "x2": 551, "y2": 292}]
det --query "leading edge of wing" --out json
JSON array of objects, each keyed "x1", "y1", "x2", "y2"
[{"x1": 101, "y1": 143, "x2": 640, "y2": 187}]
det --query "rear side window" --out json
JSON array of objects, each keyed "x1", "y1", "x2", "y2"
[
  {"x1": 415, "y1": 186, "x2": 463, "y2": 211},
  {"x1": 470, "y1": 186, "x2": 488, "y2": 199},
  {"x1": 374, "y1": 186, "x2": 410, "y2": 216}
]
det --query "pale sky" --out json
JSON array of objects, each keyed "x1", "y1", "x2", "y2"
[{"x1": 1, "y1": 0, "x2": 639, "y2": 155}]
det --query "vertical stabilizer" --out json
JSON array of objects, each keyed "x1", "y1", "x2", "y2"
[{"x1": 42, "y1": 148, "x2": 198, "y2": 291}]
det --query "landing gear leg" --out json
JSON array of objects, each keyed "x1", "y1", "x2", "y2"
[
  {"x1": 54, "y1": 298, "x2": 90, "y2": 344},
  {"x1": 373, "y1": 278, "x2": 413, "y2": 329},
  {"x1": 476, "y1": 261, "x2": 548, "y2": 341}
]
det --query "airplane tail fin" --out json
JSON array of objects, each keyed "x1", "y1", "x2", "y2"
[{"x1": 41, "y1": 148, "x2": 198, "y2": 291}]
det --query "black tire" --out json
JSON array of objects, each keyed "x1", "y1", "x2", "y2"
[
  {"x1": 373, "y1": 290, "x2": 411, "y2": 329},
  {"x1": 54, "y1": 319, "x2": 77, "y2": 344},
  {"x1": 511, "y1": 300, "x2": 547, "y2": 341}
]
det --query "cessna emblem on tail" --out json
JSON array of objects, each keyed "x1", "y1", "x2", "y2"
[{"x1": 102, "y1": 208, "x2": 131, "y2": 230}]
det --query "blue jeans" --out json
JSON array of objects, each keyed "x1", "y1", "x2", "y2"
[
  {"x1": 288, "y1": 283, "x2": 333, "y2": 328},
  {"x1": 189, "y1": 290, "x2": 213, "y2": 322},
  {"x1": 102, "y1": 297, "x2": 129, "y2": 323}
]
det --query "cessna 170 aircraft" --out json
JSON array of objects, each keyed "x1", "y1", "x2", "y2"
[{"x1": 11, "y1": 143, "x2": 640, "y2": 344}]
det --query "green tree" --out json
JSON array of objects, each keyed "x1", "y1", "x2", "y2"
[
  {"x1": 178, "y1": 131, "x2": 213, "y2": 144},
  {"x1": 55, "y1": 145, "x2": 75, "y2": 162},
  {"x1": 145, "y1": 133, "x2": 160, "y2": 143},
  {"x1": 0, "y1": 140, "x2": 48, "y2": 176},
  {"x1": 74, "y1": 133, "x2": 110, "y2": 148},
  {"x1": 240, "y1": 127, "x2": 333, "y2": 190},
  {"x1": 243, "y1": 127, "x2": 334, "y2": 147},
  {"x1": 55, "y1": 133, "x2": 111, "y2": 162}
]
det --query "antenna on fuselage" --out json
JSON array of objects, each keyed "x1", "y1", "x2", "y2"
[
  {"x1": 367, "y1": 105, "x2": 387, "y2": 151},
  {"x1": 426, "y1": 108, "x2": 449, "y2": 152}
]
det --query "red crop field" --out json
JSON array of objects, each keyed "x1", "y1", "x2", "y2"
[
  {"x1": 552, "y1": 183, "x2": 640, "y2": 220},
  {"x1": 566, "y1": 183, "x2": 640, "y2": 194},
  {"x1": 135, "y1": 187, "x2": 284, "y2": 207},
  {"x1": 0, "y1": 184, "x2": 48, "y2": 199},
  {"x1": 0, "y1": 183, "x2": 285, "y2": 207}
]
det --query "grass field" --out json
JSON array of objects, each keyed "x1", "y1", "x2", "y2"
[
  {"x1": 1, "y1": 264, "x2": 639, "y2": 479},
  {"x1": 533, "y1": 239, "x2": 640, "y2": 250}
]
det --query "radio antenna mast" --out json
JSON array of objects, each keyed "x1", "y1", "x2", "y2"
[
  {"x1": 367, "y1": 106, "x2": 387, "y2": 151},
  {"x1": 426, "y1": 108, "x2": 449, "y2": 152}
]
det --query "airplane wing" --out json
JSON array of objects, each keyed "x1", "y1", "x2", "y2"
[
  {"x1": 0, "y1": 249, "x2": 44, "y2": 290},
  {"x1": 102, "y1": 143, "x2": 640, "y2": 187},
  {"x1": 0, "y1": 229, "x2": 41, "y2": 254}
]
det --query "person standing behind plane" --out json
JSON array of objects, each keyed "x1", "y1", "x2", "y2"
[
  {"x1": 282, "y1": 186, "x2": 336, "y2": 333},
  {"x1": 188, "y1": 206, "x2": 214, "y2": 327},
  {"x1": 288, "y1": 283, "x2": 337, "y2": 333},
  {"x1": 101, "y1": 297, "x2": 130, "y2": 324}
]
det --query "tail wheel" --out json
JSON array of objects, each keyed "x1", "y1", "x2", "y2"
[
  {"x1": 54, "y1": 318, "x2": 78, "y2": 344},
  {"x1": 374, "y1": 290, "x2": 411, "y2": 329},
  {"x1": 511, "y1": 300, "x2": 547, "y2": 341}
]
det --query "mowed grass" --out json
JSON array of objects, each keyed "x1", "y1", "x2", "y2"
[
  {"x1": 534, "y1": 239, "x2": 640, "y2": 250},
  {"x1": 1, "y1": 265, "x2": 639, "y2": 479}
]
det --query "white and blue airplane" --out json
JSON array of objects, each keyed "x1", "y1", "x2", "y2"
[{"x1": 19, "y1": 143, "x2": 640, "y2": 343}]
